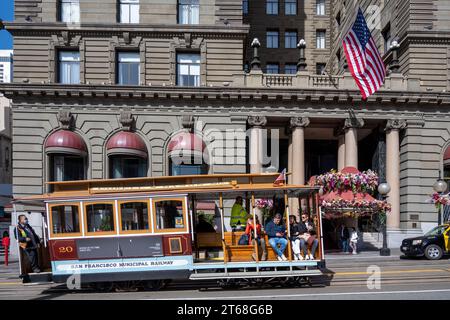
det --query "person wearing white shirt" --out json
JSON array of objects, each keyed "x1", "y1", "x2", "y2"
[{"x1": 349, "y1": 227, "x2": 359, "y2": 254}]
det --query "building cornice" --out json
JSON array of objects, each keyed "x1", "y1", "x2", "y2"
[
  {"x1": 3, "y1": 22, "x2": 249, "y2": 38},
  {"x1": 1, "y1": 83, "x2": 449, "y2": 106}
]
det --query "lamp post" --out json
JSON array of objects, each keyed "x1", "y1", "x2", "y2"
[
  {"x1": 389, "y1": 39, "x2": 401, "y2": 73},
  {"x1": 378, "y1": 182, "x2": 391, "y2": 256},
  {"x1": 433, "y1": 177, "x2": 448, "y2": 225},
  {"x1": 250, "y1": 38, "x2": 261, "y2": 71},
  {"x1": 297, "y1": 39, "x2": 307, "y2": 71}
]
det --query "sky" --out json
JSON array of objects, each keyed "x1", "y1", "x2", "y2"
[{"x1": 0, "y1": 0, "x2": 14, "y2": 49}]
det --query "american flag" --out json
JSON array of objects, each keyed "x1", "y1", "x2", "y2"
[
  {"x1": 343, "y1": 8, "x2": 386, "y2": 99},
  {"x1": 273, "y1": 168, "x2": 286, "y2": 186}
]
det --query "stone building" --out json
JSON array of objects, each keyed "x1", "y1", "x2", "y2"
[{"x1": 1, "y1": 0, "x2": 450, "y2": 248}]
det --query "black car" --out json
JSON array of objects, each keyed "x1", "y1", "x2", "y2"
[{"x1": 400, "y1": 224, "x2": 450, "y2": 260}]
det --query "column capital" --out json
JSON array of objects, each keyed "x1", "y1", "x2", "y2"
[
  {"x1": 290, "y1": 117, "x2": 310, "y2": 129},
  {"x1": 247, "y1": 115, "x2": 267, "y2": 128},
  {"x1": 344, "y1": 117, "x2": 364, "y2": 130},
  {"x1": 385, "y1": 119, "x2": 407, "y2": 132}
]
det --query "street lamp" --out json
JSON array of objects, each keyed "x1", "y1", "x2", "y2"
[
  {"x1": 296, "y1": 39, "x2": 307, "y2": 71},
  {"x1": 433, "y1": 177, "x2": 448, "y2": 225},
  {"x1": 378, "y1": 182, "x2": 391, "y2": 256}
]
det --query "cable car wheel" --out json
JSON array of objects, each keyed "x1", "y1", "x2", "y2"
[
  {"x1": 92, "y1": 282, "x2": 114, "y2": 292},
  {"x1": 114, "y1": 281, "x2": 140, "y2": 292},
  {"x1": 144, "y1": 279, "x2": 165, "y2": 291}
]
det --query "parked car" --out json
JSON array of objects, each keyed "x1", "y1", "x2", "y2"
[{"x1": 400, "y1": 223, "x2": 450, "y2": 260}]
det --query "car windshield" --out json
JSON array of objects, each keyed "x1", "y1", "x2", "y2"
[{"x1": 424, "y1": 225, "x2": 448, "y2": 237}]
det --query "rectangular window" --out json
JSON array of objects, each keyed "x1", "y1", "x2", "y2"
[
  {"x1": 119, "y1": 201, "x2": 149, "y2": 233},
  {"x1": 266, "y1": 30, "x2": 279, "y2": 48},
  {"x1": 285, "y1": 64, "x2": 297, "y2": 74},
  {"x1": 266, "y1": 63, "x2": 279, "y2": 74},
  {"x1": 153, "y1": 198, "x2": 187, "y2": 232},
  {"x1": 243, "y1": 0, "x2": 248, "y2": 15},
  {"x1": 285, "y1": 0, "x2": 296, "y2": 15},
  {"x1": 177, "y1": 53, "x2": 200, "y2": 87},
  {"x1": 85, "y1": 202, "x2": 116, "y2": 235},
  {"x1": 60, "y1": 0, "x2": 80, "y2": 23},
  {"x1": 178, "y1": 0, "x2": 199, "y2": 24},
  {"x1": 316, "y1": 30, "x2": 326, "y2": 49},
  {"x1": 316, "y1": 63, "x2": 326, "y2": 75},
  {"x1": 285, "y1": 31, "x2": 297, "y2": 48},
  {"x1": 120, "y1": 0, "x2": 139, "y2": 23},
  {"x1": 50, "y1": 204, "x2": 81, "y2": 237},
  {"x1": 52, "y1": 155, "x2": 85, "y2": 181},
  {"x1": 117, "y1": 52, "x2": 140, "y2": 85},
  {"x1": 266, "y1": 0, "x2": 278, "y2": 15},
  {"x1": 58, "y1": 51, "x2": 80, "y2": 84},
  {"x1": 316, "y1": 0, "x2": 325, "y2": 15}
]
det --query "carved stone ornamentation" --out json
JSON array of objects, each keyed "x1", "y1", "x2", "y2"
[
  {"x1": 290, "y1": 117, "x2": 310, "y2": 129},
  {"x1": 119, "y1": 111, "x2": 134, "y2": 131},
  {"x1": 57, "y1": 110, "x2": 74, "y2": 130},
  {"x1": 385, "y1": 119, "x2": 407, "y2": 131},
  {"x1": 247, "y1": 115, "x2": 267, "y2": 128},
  {"x1": 344, "y1": 117, "x2": 365, "y2": 129},
  {"x1": 181, "y1": 114, "x2": 194, "y2": 131}
]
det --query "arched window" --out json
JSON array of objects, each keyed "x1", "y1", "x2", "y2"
[
  {"x1": 444, "y1": 145, "x2": 450, "y2": 192},
  {"x1": 106, "y1": 131, "x2": 148, "y2": 179},
  {"x1": 45, "y1": 130, "x2": 87, "y2": 182},
  {"x1": 167, "y1": 132, "x2": 208, "y2": 176}
]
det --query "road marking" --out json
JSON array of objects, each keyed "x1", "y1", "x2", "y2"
[
  {"x1": 0, "y1": 282, "x2": 21, "y2": 285},
  {"x1": 331, "y1": 268, "x2": 447, "y2": 276},
  {"x1": 146, "y1": 288, "x2": 450, "y2": 300}
]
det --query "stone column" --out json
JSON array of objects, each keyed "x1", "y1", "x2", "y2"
[
  {"x1": 290, "y1": 117, "x2": 310, "y2": 217},
  {"x1": 385, "y1": 119, "x2": 406, "y2": 230},
  {"x1": 344, "y1": 117, "x2": 364, "y2": 169},
  {"x1": 337, "y1": 134, "x2": 346, "y2": 171},
  {"x1": 248, "y1": 115, "x2": 267, "y2": 173}
]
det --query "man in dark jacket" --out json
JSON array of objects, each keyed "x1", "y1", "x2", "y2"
[
  {"x1": 264, "y1": 213, "x2": 288, "y2": 261},
  {"x1": 339, "y1": 223, "x2": 350, "y2": 253},
  {"x1": 299, "y1": 214, "x2": 319, "y2": 260},
  {"x1": 15, "y1": 215, "x2": 41, "y2": 273}
]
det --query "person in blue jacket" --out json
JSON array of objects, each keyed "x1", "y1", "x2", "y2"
[{"x1": 264, "y1": 213, "x2": 288, "y2": 261}]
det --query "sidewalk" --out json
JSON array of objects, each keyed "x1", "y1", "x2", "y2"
[
  {"x1": 325, "y1": 249, "x2": 404, "y2": 267},
  {"x1": 0, "y1": 261, "x2": 20, "y2": 282}
]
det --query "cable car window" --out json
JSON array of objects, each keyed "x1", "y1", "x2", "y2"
[
  {"x1": 50, "y1": 204, "x2": 81, "y2": 236},
  {"x1": 85, "y1": 202, "x2": 116, "y2": 234},
  {"x1": 119, "y1": 201, "x2": 149, "y2": 232},
  {"x1": 153, "y1": 199, "x2": 186, "y2": 232}
]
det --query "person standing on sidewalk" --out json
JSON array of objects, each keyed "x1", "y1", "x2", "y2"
[
  {"x1": 349, "y1": 227, "x2": 359, "y2": 254},
  {"x1": 339, "y1": 224, "x2": 350, "y2": 253},
  {"x1": 1, "y1": 231, "x2": 10, "y2": 266},
  {"x1": 14, "y1": 215, "x2": 41, "y2": 273}
]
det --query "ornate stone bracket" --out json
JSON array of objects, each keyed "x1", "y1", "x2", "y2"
[
  {"x1": 181, "y1": 114, "x2": 194, "y2": 131},
  {"x1": 119, "y1": 111, "x2": 134, "y2": 131},
  {"x1": 290, "y1": 117, "x2": 310, "y2": 129},
  {"x1": 248, "y1": 115, "x2": 267, "y2": 128},
  {"x1": 385, "y1": 119, "x2": 407, "y2": 132},
  {"x1": 57, "y1": 110, "x2": 74, "y2": 130}
]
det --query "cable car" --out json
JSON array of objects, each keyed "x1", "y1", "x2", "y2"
[{"x1": 15, "y1": 173, "x2": 326, "y2": 290}]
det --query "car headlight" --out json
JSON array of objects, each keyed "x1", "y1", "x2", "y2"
[{"x1": 412, "y1": 239, "x2": 422, "y2": 245}]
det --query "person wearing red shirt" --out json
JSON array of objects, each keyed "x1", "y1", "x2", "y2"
[
  {"x1": 245, "y1": 215, "x2": 267, "y2": 261},
  {"x1": 2, "y1": 231, "x2": 10, "y2": 266}
]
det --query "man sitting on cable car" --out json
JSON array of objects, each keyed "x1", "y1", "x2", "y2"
[{"x1": 265, "y1": 213, "x2": 288, "y2": 261}]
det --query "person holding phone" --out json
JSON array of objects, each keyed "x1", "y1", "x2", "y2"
[{"x1": 265, "y1": 213, "x2": 288, "y2": 261}]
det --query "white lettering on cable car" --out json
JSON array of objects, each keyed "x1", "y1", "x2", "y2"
[{"x1": 55, "y1": 258, "x2": 190, "y2": 273}]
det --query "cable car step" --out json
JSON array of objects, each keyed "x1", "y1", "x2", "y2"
[
  {"x1": 22, "y1": 272, "x2": 52, "y2": 284},
  {"x1": 189, "y1": 269, "x2": 322, "y2": 280}
]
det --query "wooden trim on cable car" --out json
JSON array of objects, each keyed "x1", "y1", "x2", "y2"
[
  {"x1": 117, "y1": 199, "x2": 152, "y2": 235},
  {"x1": 151, "y1": 197, "x2": 189, "y2": 234},
  {"x1": 83, "y1": 201, "x2": 117, "y2": 236},
  {"x1": 48, "y1": 202, "x2": 83, "y2": 238}
]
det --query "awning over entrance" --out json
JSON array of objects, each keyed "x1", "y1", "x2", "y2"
[
  {"x1": 106, "y1": 131, "x2": 147, "y2": 158},
  {"x1": 44, "y1": 130, "x2": 87, "y2": 156}
]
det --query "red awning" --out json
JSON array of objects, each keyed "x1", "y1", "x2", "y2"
[
  {"x1": 45, "y1": 130, "x2": 87, "y2": 156},
  {"x1": 168, "y1": 132, "x2": 206, "y2": 153},
  {"x1": 106, "y1": 131, "x2": 147, "y2": 158},
  {"x1": 444, "y1": 146, "x2": 450, "y2": 164}
]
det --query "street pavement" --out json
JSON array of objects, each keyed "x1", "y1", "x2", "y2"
[{"x1": 0, "y1": 250, "x2": 450, "y2": 300}]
